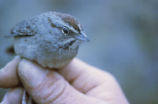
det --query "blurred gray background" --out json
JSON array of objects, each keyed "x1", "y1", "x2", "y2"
[{"x1": 0, "y1": 0, "x2": 158, "y2": 104}]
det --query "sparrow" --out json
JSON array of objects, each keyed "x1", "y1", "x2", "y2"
[{"x1": 9, "y1": 11, "x2": 89, "y2": 68}]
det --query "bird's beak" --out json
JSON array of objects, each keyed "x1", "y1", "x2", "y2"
[{"x1": 75, "y1": 32, "x2": 89, "y2": 42}]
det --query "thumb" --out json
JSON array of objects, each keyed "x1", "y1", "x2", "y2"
[{"x1": 18, "y1": 59, "x2": 105, "y2": 104}]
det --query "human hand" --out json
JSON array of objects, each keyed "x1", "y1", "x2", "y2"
[{"x1": 0, "y1": 56, "x2": 129, "y2": 104}]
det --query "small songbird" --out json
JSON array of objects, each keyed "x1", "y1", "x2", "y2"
[{"x1": 10, "y1": 11, "x2": 89, "y2": 68}]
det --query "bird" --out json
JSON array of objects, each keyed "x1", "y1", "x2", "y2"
[{"x1": 9, "y1": 11, "x2": 89, "y2": 68}]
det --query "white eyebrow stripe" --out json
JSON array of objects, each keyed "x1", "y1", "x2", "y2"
[
  {"x1": 67, "y1": 24, "x2": 79, "y2": 33},
  {"x1": 61, "y1": 19, "x2": 79, "y2": 33},
  {"x1": 50, "y1": 16, "x2": 80, "y2": 34}
]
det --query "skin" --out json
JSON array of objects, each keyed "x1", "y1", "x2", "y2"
[{"x1": 0, "y1": 56, "x2": 129, "y2": 104}]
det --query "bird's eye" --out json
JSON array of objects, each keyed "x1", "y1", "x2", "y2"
[{"x1": 62, "y1": 26, "x2": 69, "y2": 35}]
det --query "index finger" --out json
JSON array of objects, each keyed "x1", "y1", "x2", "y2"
[
  {"x1": 58, "y1": 58, "x2": 108, "y2": 93},
  {"x1": 58, "y1": 58, "x2": 129, "y2": 103}
]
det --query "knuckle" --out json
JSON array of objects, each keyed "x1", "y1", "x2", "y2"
[{"x1": 35, "y1": 79, "x2": 68, "y2": 104}]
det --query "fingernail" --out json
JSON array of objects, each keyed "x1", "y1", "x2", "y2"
[
  {"x1": 14, "y1": 56, "x2": 21, "y2": 60},
  {"x1": 6, "y1": 56, "x2": 21, "y2": 67},
  {"x1": 11, "y1": 56, "x2": 21, "y2": 63},
  {"x1": 18, "y1": 59, "x2": 47, "y2": 88}
]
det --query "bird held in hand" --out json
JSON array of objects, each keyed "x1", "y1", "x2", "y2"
[{"x1": 9, "y1": 11, "x2": 89, "y2": 68}]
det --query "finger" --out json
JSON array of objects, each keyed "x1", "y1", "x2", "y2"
[
  {"x1": 0, "y1": 87, "x2": 24, "y2": 104},
  {"x1": 58, "y1": 58, "x2": 109, "y2": 93},
  {"x1": 18, "y1": 59, "x2": 106, "y2": 104},
  {"x1": 58, "y1": 58, "x2": 129, "y2": 103},
  {"x1": 0, "y1": 56, "x2": 21, "y2": 88}
]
